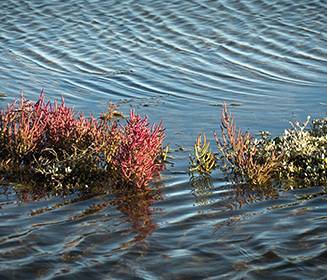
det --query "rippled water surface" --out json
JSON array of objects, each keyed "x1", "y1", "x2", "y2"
[{"x1": 0, "y1": 0, "x2": 326, "y2": 279}]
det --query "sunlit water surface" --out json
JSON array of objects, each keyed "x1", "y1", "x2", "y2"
[{"x1": 0, "y1": 0, "x2": 326, "y2": 279}]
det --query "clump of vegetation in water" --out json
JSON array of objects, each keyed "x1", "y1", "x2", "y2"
[
  {"x1": 0, "y1": 92, "x2": 165, "y2": 194},
  {"x1": 271, "y1": 116, "x2": 327, "y2": 189},
  {"x1": 190, "y1": 104, "x2": 327, "y2": 190}
]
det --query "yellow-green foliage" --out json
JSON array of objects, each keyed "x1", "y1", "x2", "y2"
[{"x1": 189, "y1": 133, "x2": 216, "y2": 175}]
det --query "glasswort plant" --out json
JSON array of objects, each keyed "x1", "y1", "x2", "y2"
[{"x1": 0, "y1": 93, "x2": 165, "y2": 194}]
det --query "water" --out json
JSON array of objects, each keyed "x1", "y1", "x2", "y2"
[{"x1": 0, "y1": 0, "x2": 326, "y2": 278}]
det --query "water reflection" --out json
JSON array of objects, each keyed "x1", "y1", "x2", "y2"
[
  {"x1": 113, "y1": 186, "x2": 163, "y2": 242},
  {"x1": 190, "y1": 175, "x2": 215, "y2": 208},
  {"x1": 9, "y1": 184, "x2": 163, "y2": 242},
  {"x1": 233, "y1": 182, "x2": 279, "y2": 207},
  {"x1": 190, "y1": 174, "x2": 279, "y2": 210}
]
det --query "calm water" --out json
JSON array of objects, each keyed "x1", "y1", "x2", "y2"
[{"x1": 0, "y1": 0, "x2": 327, "y2": 279}]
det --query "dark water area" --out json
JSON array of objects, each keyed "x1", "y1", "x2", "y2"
[{"x1": 0, "y1": 0, "x2": 326, "y2": 279}]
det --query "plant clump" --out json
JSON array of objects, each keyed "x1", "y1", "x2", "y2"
[
  {"x1": 190, "y1": 104, "x2": 327, "y2": 190},
  {"x1": 0, "y1": 92, "x2": 165, "y2": 194},
  {"x1": 271, "y1": 116, "x2": 327, "y2": 188},
  {"x1": 189, "y1": 133, "x2": 216, "y2": 176}
]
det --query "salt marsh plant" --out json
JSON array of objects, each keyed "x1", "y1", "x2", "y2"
[
  {"x1": 189, "y1": 133, "x2": 216, "y2": 175},
  {"x1": 190, "y1": 104, "x2": 327, "y2": 190},
  {"x1": 0, "y1": 93, "x2": 165, "y2": 194},
  {"x1": 214, "y1": 104, "x2": 280, "y2": 188},
  {"x1": 272, "y1": 116, "x2": 327, "y2": 189},
  {"x1": 114, "y1": 111, "x2": 165, "y2": 189}
]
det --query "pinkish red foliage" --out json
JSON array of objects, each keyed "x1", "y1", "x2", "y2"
[
  {"x1": 46, "y1": 98, "x2": 104, "y2": 152},
  {"x1": 0, "y1": 93, "x2": 48, "y2": 160},
  {"x1": 47, "y1": 98, "x2": 76, "y2": 145},
  {"x1": 113, "y1": 111, "x2": 165, "y2": 188},
  {"x1": 0, "y1": 93, "x2": 165, "y2": 192}
]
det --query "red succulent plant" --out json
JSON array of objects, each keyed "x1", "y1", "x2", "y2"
[
  {"x1": 114, "y1": 111, "x2": 165, "y2": 188},
  {"x1": 0, "y1": 93, "x2": 165, "y2": 193}
]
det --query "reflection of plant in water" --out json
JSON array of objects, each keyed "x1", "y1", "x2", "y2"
[
  {"x1": 233, "y1": 182, "x2": 279, "y2": 207},
  {"x1": 295, "y1": 186, "x2": 327, "y2": 202},
  {"x1": 190, "y1": 175, "x2": 214, "y2": 208},
  {"x1": 190, "y1": 175, "x2": 278, "y2": 211},
  {"x1": 1, "y1": 185, "x2": 161, "y2": 264},
  {"x1": 0, "y1": 93, "x2": 165, "y2": 194},
  {"x1": 114, "y1": 186, "x2": 162, "y2": 241},
  {"x1": 213, "y1": 183, "x2": 279, "y2": 231},
  {"x1": 190, "y1": 104, "x2": 327, "y2": 191},
  {"x1": 10, "y1": 177, "x2": 162, "y2": 240},
  {"x1": 23, "y1": 184, "x2": 162, "y2": 242}
]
